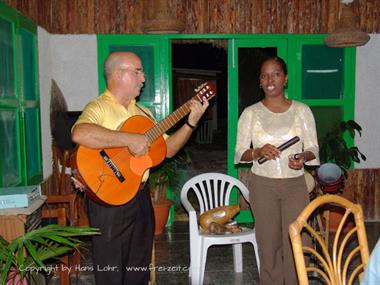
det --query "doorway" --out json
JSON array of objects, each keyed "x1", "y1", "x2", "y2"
[
  {"x1": 171, "y1": 41, "x2": 228, "y2": 175},
  {"x1": 170, "y1": 41, "x2": 228, "y2": 221}
]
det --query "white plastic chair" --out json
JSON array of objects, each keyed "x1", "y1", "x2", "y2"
[{"x1": 180, "y1": 172, "x2": 260, "y2": 285}]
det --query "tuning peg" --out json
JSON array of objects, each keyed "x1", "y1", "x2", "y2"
[{"x1": 195, "y1": 82, "x2": 207, "y2": 92}]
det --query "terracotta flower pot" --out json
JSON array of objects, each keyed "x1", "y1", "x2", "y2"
[
  {"x1": 323, "y1": 205, "x2": 354, "y2": 233},
  {"x1": 153, "y1": 200, "x2": 172, "y2": 235}
]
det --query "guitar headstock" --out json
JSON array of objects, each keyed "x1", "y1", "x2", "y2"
[{"x1": 194, "y1": 81, "x2": 217, "y2": 103}]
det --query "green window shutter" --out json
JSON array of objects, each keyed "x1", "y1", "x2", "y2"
[
  {"x1": 21, "y1": 28, "x2": 38, "y2": 101},
  {"x1": 310, "y1": 106, "x2": 343, "y2": 146},
  {"x1": 97, "y1": 35, "x2": 171, "y2": 121},
  {"x1": 0, "y1": 109, "x2": 22, "y2": 186},
  {"x1": 109, "y1": 45, "x2": 156, "y2": 104},
  {"x1": 0, "y1": 13, "x2": 22, "y2": 187},
  {"x1": 20, "y1": 26, "x2": 42, "y2": 184},
  {"x1": 0, "y1": 16, "x2": 16, "y2": 100},
  {"x1": 24, "y1": 108, "x2": 42, "y2": 183},
  {"x1": 302, "y1": 45, "x2": 344, "y2": 99},
  {"x1": 0, "y1": 2, "x2": 42, "y2": 187},
  {"x1": 295, "y1": 37, "x2": 355, "y2": 150}
]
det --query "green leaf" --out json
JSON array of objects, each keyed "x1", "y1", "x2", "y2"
[
  {"x1": 29, "y1": 235, "x2": 50, "y2": 246},
  {"x1": 319, "y1": 119, "x2": 365, "y2": 171},
  {"x1": 347, "y1": 120, "x2": 362, "y2": 136},
  {"x1": 25, "y1": 245, "x2": 73, "y2": 266},
  {"x1": 24, "y1": 239, "x2": 46, "y2": 270},
  {"x1": 2, "y1": 252, "x2": 15, "y2": 283},
  {"x1": 16, "y1": 241, "x2": 24, "y2": 278},
  {"x1": 347, "y1": 127, "x2": 355, "y2": 139},
  {"x1": 0, "y1": 224, "x2": 99, "y2": 282},
  {"x1": 352, "y1": 153, "x2": 360, "y2": 163}
]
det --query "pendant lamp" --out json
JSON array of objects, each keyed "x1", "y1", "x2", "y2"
[
  {"x1": 324, "y1": 0, "x2": 370, "y2": 47},
  {"x1": 142, "y1": 0, "x2": 184, "y2": 34}
]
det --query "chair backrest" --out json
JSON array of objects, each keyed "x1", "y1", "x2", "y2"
[
  {"x1": 41, "y1": 207, "x2": 70, "y2": 285},
  {"x1": 44, "y1": 194, "x2": 79, "y2": 226},
  {"x1": 289, "y1": 194, "x2": 369, "y2": 285},
  {"x1": 181, "y1": 172, "x2": 249, "y2": 214}
]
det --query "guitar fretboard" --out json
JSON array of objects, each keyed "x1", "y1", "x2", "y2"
[
  {"x1": 144, "y1": 99, "x2": 193, "y2": 143},
  {"x1": 144, "y1": 82, "x2": 215, "y2": 143}
]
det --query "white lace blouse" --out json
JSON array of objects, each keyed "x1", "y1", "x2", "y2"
[{"x1": 234, "y1": 101, "x2": 320, "y2": 179}]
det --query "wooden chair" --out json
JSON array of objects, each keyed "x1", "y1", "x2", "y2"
[
  {"x1": 44, "y1": 194, "x2": 79, "y2": 226},
  {"x1": 52, "y1": 143, "x2": 73, "y2": 196},
  {"x1": 289, "y1": 194, "x2": 369, "y2": 285},
  {"x1": 43, "y1": 194, "x2": 81, "y2": 271},
  {"x1": 41, "y1": 207, "x2": 70, "y2": 285},
  {"x1": 150, "y1": 241, "x2": 156, "y2": 285},
  {"x1": 51, "y1": 143, "x2": 89, "y2": 226}
]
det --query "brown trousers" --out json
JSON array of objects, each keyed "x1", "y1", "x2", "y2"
[{"x1": 249, "y1": 173, "x2": 308, "y2": 285}]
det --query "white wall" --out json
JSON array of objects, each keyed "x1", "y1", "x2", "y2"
[
  {"x1": 50, "y1": 35, "x2": 98, "y2": 111},
  {"x1": 37, "y1": 27, "x2": 52, "y2": 179},
  {"x1": 38, "y1": 30, "x2": 97, "y2": 177},
  {"x1": 355, "y1": 34, "x2": 380, "y2": 169}
]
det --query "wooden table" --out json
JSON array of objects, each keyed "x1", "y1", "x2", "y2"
[{"x1": 0, "y1": 196, "x2": 46, "y2": 241}]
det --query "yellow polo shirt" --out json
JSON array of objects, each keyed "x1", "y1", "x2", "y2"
[
  {"x1": 73, "y1": 89, "x2": 158, "y2": 182},
  {"x1": 73, "y1": 89, "x2": 154, "y2": 131}
]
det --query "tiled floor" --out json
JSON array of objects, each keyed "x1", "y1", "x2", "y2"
[{"x1": 48, "y1": 220, "x2": 380, "y2": 285}]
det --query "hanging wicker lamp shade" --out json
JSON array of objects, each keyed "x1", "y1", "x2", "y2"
[
  {"x1": 142, "y1": 0, "x2": 184, "y2": 34},
  {"x1": 324, "y1": 3, "x2": 370, "y2": 47}
]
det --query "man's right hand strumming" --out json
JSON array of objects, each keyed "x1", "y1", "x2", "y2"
[{"x1": 126, "y1": 133, "x2": 150, "y2": 156}]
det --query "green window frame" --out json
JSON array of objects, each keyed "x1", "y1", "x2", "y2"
[
  {"x1": 289, "y1": 36, "x2": 356, "y2": 148},
  {"x1": 0, "y1": 2, "x2": 42, "y2": 187},
  {"x1": 97, "y1": 35, "x2": 172, "y2": 121}
]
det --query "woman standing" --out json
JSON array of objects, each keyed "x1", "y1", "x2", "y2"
[{"x1": 234, "y1": 56, "x2": 319, "y2": 285}]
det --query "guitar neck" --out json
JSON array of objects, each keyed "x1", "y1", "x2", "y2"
[
  {"x1": 144, "y1": 81, "x2": 216, "y2": 143},
  {"x1": 144, "y1": 99, "x2": 193, "y2": 143}
]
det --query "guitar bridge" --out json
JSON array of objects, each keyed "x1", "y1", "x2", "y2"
[{"x1": 99, "y1": 150, "x2": 125, "y2": 183}]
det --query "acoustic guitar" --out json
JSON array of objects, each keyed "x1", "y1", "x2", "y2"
[{"x1": 72, "y1": 81, "x2": 216, "y2": 205}]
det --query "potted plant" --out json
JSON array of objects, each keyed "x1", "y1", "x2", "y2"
[
  {"x1": 0, "y1": 224, "x2": 99, "y2": 284},
  {"x1": 148, "y1": 149, "x2": 192, "y2": 235},
  {"x1": 319, "y1": 119, "x2": 366, "y2": 178},
  {"x1": 318, "y1": 119, "x2": 366, "y2": 231}
]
